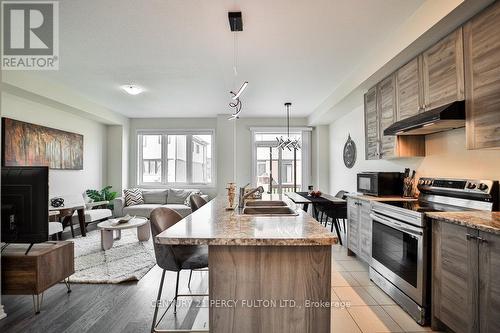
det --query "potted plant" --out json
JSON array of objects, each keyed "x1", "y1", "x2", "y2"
[{"x1": 86, "y1": 186, "x2": 118, "y2": 209}]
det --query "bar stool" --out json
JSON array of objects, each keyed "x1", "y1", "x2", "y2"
[
  {"x1": 150, "y1": 207, "x2": 209, "y2": 333},
  {"x1": 187, "y1": 194, "x2": 209, "y2": 289},
  {"x1": 189, "y1": 194, "x2": 207, "y2": 212}
]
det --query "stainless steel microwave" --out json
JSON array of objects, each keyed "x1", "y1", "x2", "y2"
[{"x1": 357, "y1": 172, "x2": 403, "y2": 196}]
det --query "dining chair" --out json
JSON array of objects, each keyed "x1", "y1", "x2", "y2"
[
  {"x1": 335, "y1": 190, "x2": 348, "y2": 232},
  {"x1": 323, "y1": 190, "x2": 348, "y2": 245},
  {"x1": 189, "y1": 194, "x2": 207, "y2": 212},
  {"x1": 150, "y1": 207, "x2": 209, "y2": 333}
]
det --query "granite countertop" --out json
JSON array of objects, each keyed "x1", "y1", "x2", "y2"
[
  {"x1": 346, "y1": 194, "x2": 418, "y2": 202},
  {"x1": 426, "y1": 211, "x2": 500, "y2": 235},
  {"x1": 155, "y1": 195, "x2": 338, "y2": 246}
]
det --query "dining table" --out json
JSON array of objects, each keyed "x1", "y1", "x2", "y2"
[
  {"x1": 286, "y1": 191, "x2": 347, "y2": 244},
  {"x1": 286, "y1": 192, "x2": 346, "y2": 219}
]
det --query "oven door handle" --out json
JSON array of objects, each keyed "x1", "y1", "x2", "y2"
[{"x1": 370, "y1": 213, "x2": 423, "y2": 237}]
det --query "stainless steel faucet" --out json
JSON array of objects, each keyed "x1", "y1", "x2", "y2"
[{"x1": 238, "y1": 184, "x2": 265, "y2": 208}]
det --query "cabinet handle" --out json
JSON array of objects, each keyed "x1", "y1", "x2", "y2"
[
  {"x1": 477, "y1": 236, "x2": 488, "y2": 244},
  {"x1": 466, "y1": 234, "x2": 477, "y2": 241}
]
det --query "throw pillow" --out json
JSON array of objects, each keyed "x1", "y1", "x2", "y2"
[
  {"x1": 142, "y1": 189, "x2": 168, "y2": 204},
  {"x1": 167, "y1": 188, "x2": 193, "y2": 204},
  {"x1": 124, "y1": 188, "x2": 144, "y2": 206}
]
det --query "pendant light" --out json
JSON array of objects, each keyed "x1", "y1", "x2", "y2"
[
  {"x1": 228, "y1": 81, "x2": 248, "y2": 120},
  {"x1": 276, "y1": 102, "x2": 301, "y2": 151},
  {"x1": 228, "y1": 11, "x2": 247, "y2": 120}
]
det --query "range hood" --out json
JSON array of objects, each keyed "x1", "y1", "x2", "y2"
[{"x1": 384, "y1": 101, "x2": 465, "y2": 136}]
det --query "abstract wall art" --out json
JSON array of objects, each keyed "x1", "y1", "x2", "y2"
[{"x1": 2, "y1": 118, "x2": 84, "y2": 170}]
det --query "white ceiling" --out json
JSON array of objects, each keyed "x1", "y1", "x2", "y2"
[{"x1": 33, "y1": 0, "x2": 425, "y2": 118}]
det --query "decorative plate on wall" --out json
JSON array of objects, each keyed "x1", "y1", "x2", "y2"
[{"x1": 343, "y1": 134, "x2": 356, "y2": 169}]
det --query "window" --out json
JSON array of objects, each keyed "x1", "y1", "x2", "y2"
[
  {"x1": 138, "y1": 130, "x2": 214, "y2": 186},
  {"x1": 251, "y1": 128, "x2": 311, "y2": 194},
  {"x1": 141, "y1": 135, "x2": 162, "y2": 183}
]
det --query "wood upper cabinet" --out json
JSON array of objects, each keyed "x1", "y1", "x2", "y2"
[
  {"x1": 364, "y1": 86, "x2": 379, "y2": 160},
  {"x1": 433, "y1": 220, "x2": 500, "y2": 333},
  {"x1": 464, "y1": 1, "x2": 500, "y2": 149},
  {"x1": 396, "y1": 57, "x2": 422, "y2": 121},
  {"x1": 395, "y1": 27, "x2": 465, "y2": 120},
  {"x1": 363, "y1": 74, "x2": 425, "y2": 160},
  {"x1": 377, "y1": 74, "x2": 397, "y2": 159},
  {"x1": 422, "y1": 28, "x2": 465, "y2": 110}
]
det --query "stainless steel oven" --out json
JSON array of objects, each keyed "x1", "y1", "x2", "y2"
[
  {"x1": 370, "y1": 211, "x2": 427, "y2": 306},
  {"x1": 368, "y1": 177, "x2": 498, "y2": 325}
]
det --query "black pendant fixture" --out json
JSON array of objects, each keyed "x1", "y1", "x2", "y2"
[{"x1": 276, "y1": 102, "x2": 301, "y2": 151}]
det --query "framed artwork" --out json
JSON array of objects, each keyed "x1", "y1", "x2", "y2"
[{"x1": 2, "y1": 118, "x2": 84, "y2": 170}]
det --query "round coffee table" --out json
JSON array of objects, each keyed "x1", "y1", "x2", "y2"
[{"x1": 97, "y1": 217, "x2": 150, "y2": 250}]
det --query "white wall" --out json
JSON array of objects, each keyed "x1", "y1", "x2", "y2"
[
  {"x1": 1, "y1": 92, "x2": 107, "y2": 199},
  {"x1": 329, "y1": 104, "x2": 500, "y2": 194},
  {"x1": 107, "y1": 125, "x2": 129, "y2": 193},
  {"x1": 128, "y1": 116, "x2": 313, "y2": 197},
  {"x1": 312, "y1": 125, "x2": 330, "y2": 193}
]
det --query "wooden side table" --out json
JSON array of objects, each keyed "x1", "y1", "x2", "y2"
[{"x1": 1, "y1": 241, "x2": 75, "y2": 314}]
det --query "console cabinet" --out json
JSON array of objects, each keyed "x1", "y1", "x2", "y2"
[
  {"x1": 432, "y1": 221, "x2": 500, "y2": 333},
  {"x1": 347, "y1": 197, "x2": 372, "y2": 263}
]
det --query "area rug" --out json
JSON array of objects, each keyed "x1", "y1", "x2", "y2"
[{"x1": 69, "y1": 228, "x2": 156, "y2": 284}]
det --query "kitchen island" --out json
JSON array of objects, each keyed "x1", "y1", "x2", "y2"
[{"x1": 155, "y1": 195, "x2": 337, "y2": 333}]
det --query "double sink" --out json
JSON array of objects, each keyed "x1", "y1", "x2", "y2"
[{"x1": 242, "y1": 200, "x2": 298, "y2": 216}]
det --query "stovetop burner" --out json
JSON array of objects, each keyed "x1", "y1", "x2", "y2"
[{"x1": 381, "y1": 200, "x2": 477, "y2": 213}]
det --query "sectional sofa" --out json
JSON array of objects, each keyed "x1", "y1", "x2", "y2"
[{"x1": 113, "y1": 188, "x2": 209, "y2": 219}]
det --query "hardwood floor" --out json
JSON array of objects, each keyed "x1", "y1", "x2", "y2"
[
  {"x1": 0, "y1": 265, "x2": 209, "y2": 333},
  {"x1": 2, "y1": 239, "x2": 438, "y2": 332}
]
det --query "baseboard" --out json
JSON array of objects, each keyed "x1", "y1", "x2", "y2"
[{"x1": 0, "y1": 304, "x2": 7, "y2": 320}]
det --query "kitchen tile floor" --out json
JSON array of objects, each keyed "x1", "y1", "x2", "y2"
[{"x1": 330, "y1": 244, "x2": 436, "y2": 333}]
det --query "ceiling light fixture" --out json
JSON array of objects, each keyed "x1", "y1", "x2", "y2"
[
  {"x1": 227, "y1": 11, "x2": 248, "y2": 121},
  {"x1": 231, "y1": 81, "x2": 248, "y2": 100},
  {"x1": 228, "y1": 81, "x2": 248, "y2": 120},
  {"x1": 276, "y1": 102, "x2": 301, "y2": 151},
  {"x1": 120, "y1": 84, "x2": 144, "y2": 95}
]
